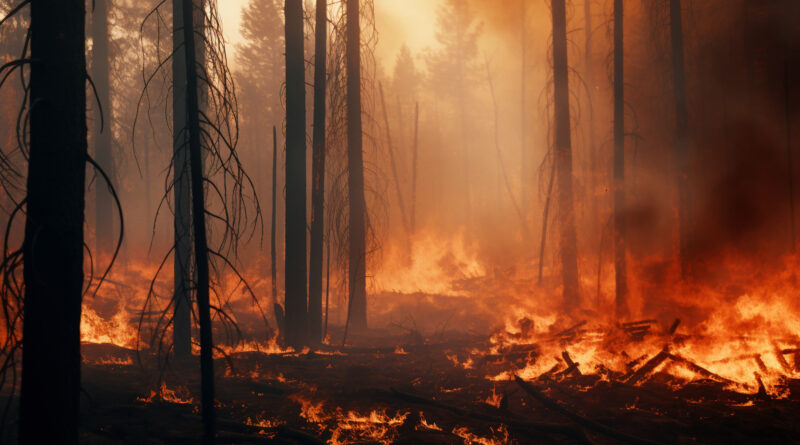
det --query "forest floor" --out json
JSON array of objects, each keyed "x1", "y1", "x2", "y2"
[{"x1": 59, "y1": 325, "x2": 800, "y2": 444}]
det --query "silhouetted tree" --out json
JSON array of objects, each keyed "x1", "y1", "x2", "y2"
[
  {"x1": 613, "y1": 0, "x2": 629, "y2": 318},
  {"x1": 284, "y1": 0, "x2": 308, "y2": 347},
  {"x1": 347, "y1": 0, "x2": 368, "y2": 331},
  {"x1": 670, "y1": 0, "x2": 690, "y2": 278},
  {"x1": 20, "y1": 1, "x2": 87, "y2": 443},
  {"x1": 550, "y1": 0, "x2": 580, "y2": 309},
  {"x1": 309, "y1": 0, "x2": 327, "y2": 344}
]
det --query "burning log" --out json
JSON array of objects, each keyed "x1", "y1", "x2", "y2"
[
  {"x1": 668, "y1": 318, "x2": 681, "y2": 335},
  {"x1": 555, "y1": 320, "x2": 587, "y2": 342},
  {"x1": 558, "y1": 350, "x2": 581, "y2": 377},
  {"x1": 624, "y1": 348, "x2": 671, "y2": 385},
  {"x1": 666, "y1": 353, "x2": 735, "y2": 385},
  {"x1": 514, "y1": 376, "x2": 662, "y2": 445}
]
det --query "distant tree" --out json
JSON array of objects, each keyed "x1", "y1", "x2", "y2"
[
  {"x1": 309, "y1": 0, "x2": 328, "y2": 344},
  {"x1": 550, "y1": 0, "x2": 581, "y2": 309},
  {"x1": 613, "y1": 0, "x2": 629, "y2": 318},
  {"x1": 426, "y1": 0, "x2": 481, "y2": 225},
  {"x1": 92, "y1": 0, "x2": 114, "y2": 253},
  {"x1": 20, "y1": 1, "x2": 87, "y2": 443},
  {"x1": 236, "y1": 0, "x2": 284, "y2": 151},
  {"x1": 284, "y1": 0, "x2": 308, "y2": 348},
  {"x1": 347, "y1": 0, "x2": 368, "y2": 331}
]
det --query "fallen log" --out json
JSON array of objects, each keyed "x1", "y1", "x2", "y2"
[
  {"x1": 514, "y1": 375, "x2": 664, "y2": 445},
  {"x1": 666, "y1": 353, "x2": 735, "y2": 385},
  {"x1": 625, "y1": 348, "x2": 671, "y2": 385},
  {"x1": 388, "y1": 387, "x2": 592, "y2": 444}
]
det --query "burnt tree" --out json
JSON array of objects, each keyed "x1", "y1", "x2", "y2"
[
  {"x1": 178, "y1": 0, "x2": 216, "y2": 441},
  {"x1": 347, "y1": 0, "x2": 367, "y2": 331},
  {"x1": 284, "y1": 0, "x2": 308, "y2": 348},
  {"x1": 309, "y1": 0, "x2": 327, "y2": 344},
  {"x1": 20, "y1": 0, "x2": 87, "y2": 443},
  {"x1": 92, "y1": 0, "x2": 114, "y2": 253},
  {"x1": 670, "y1": 0, "x2": 691, "y2": 278},
  {"x1": 172, "y1": 0, "x2": 193, "y2": 359},
  {"x1": 613, "y1": 0, "x2": 628, "y2": 318},
  {"x1": 551, "y1": 0, "x2": 580, "y2": 309}
]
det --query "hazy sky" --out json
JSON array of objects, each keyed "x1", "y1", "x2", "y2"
[{"x1": 217, "y1": 0, "x2": 441, "y2": 66}]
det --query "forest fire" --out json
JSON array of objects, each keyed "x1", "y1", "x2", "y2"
[{"x1": 2, "y1": 0, "x2": 800, "y2": 443}]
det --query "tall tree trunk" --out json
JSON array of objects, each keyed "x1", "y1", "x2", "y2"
[
  {"x1": 551, "y1": 0, "x2": 580, "y2": 309},
  {"x1": 284, "y1": 0, "x2": 308, "y2": 348},
  {"x1": 585, "y1": 0, "x2": 599, "y2": 258},
  {"x1": 379, "y1": 83, "x2": 410, "y2": 234},
  {"x1": 93, "y1": 0, "x2": 113, "y2": 254},
  {"x1": 172, "y1": 0, "x2": 193, "y2": 359},
  {"x1": 613, "y1": 0, "x2": 628, "y2": 319},
  {"x1": 411, "y1": 102, "x2": 419, "y2": 235},
  {"x1": 271, "y1": 125, "x2": 279, "y2": 321},
  {"x1": 179, "y1": 0, "x2": 215, "y2": 441},
  {"x1": 309, "y1": 0, "x2": 327, "y2": 345},
  {"x1": 669, "y1": 0, "x2": 690, "y2": 279},
  {"x1": 521, "y1": 0, "x2": 528, "y2": 222},
  {"x1": 346, "y1": 0, "x2": 367, "y2": 331},
  {"x1": 21, "y1": 1, "x2": 86, "y2": 443}
]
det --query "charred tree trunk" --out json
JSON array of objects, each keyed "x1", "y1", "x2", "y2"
[
  {"x1": 551, "y1": 0, "x2": 580, "y2": 309},
  {"x1": 284, "y1": 0, "x2": 308, "y2": 348},
  {"x1": 172, "y1": 0, "x2": 193, "y2": 359},
  {"x1": 346, "y1": 0, "x2": 367, "y2": 331},
  {"x1": 785, "y1": 62, "x2": 795, "y2": 250},
  {"x1": 669, "y1": 0, "x2": 691, "y2": 279},
  {"x1": 309, "y1": 0, "x2": 327, "y2": 345},
  {"x1": 521, "y1": 0, "x2": 528, "y2": 222},
  {"x1": 20, "y1": 1, "x2": 87, "y2": 443},
  {"x1": 92, "y1": 0, "x2": 113, "y2": 254},
  {"x1": 613, "y1": 0, "x2": 629, "y2": 319},
  {"x1": 179, "y1": 0, "x2": 216, "y2": 441},
  {"x1": 271, "y1": 125, "x2": 279, "y2": 322}
]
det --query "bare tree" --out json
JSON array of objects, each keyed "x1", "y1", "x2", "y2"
[
  {"x1": 20, "y1": 1, "x2": 87, "y2": 442},
  {"x1": 614, "y1": 0, "x2": 629, "y2": 318},
  {"x1": 284, "y1": 0, "x2": 308, "y2": 348},
  {"x1": 670, "y1": 0, "x2": 690, "y2": 278},
  {"x1": 347, "y1": 0, "x2": 368, "y2": 331},
  {"x1": 309, "y1": 0, "x2": 328, "y2": 345},
  {"x1": 551, "y1": 0, "x2": 580, "y2": 309}
]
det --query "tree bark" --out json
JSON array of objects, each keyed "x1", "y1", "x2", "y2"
[
  {"x1": 172, "y1": 0, "x2": 193, "y2": 359},
  {"x1": 271, "y1": 125, "x2": 279, "y2": 318},
  {"x1": 309, "y1": 0, "x2": 327, "y2": 345},
  {"x1": 179, "y1": 0, "x2": 216, "y2": 442},
  {"x1": 21, "y1": 1, "x2": 87, "y2": 443},
  {"x1": 613, "y1": 0, "x2": 629, "y2": 319},
  {"x1": 284, "y1": 0, "x2": 308, "y2": 348},
  {"x1": 551, "y1": 0, "x2": 580, "y2": 309},
  {"x1": 346, "y1": 0, "x2": 367, "y2": 331},
  {"x1": 92, "y1": 0, "x2": 114, "y2": 254},
  {"x1": 669, "y1": 0, "x2": 690, "y2": 279}
]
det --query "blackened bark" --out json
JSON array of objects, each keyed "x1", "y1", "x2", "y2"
[
  {"x1": 284, "y1": 0, "x2": 308, "y2": 348},
  {"x1": 551, "y1": 0, "x2": 580, "y2": 309},
  {"x1": 172, "y1": 0, "x2": 192, "y2": 359},
  {"x1": 271, "y1": 125, "x2": 279, "y2": 315},
  {"x1": 309, "y1": 0, "x2": 327, "y2": 345},
  {"x1": 347, "y1": 0, "x2": 367, "y2": 330},
  {"x1": 613, "y1": 0, "x2": 629, "y2": 318},
  {"x1": 21, "y1": 1, "x2": 87, "y2": 443},
  {"x1": 669, "y1": 0, "x2": 691, "y2": 279},
  {"x1": 180, "y1": 0, "x2": 215, "y2": 441},
  {"x1": 92, "y1": 0, "x2": 114, "y2": 253}
]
